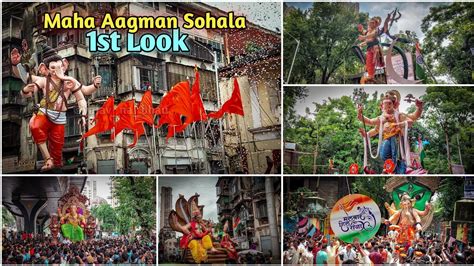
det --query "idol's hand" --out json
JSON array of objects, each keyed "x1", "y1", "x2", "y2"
[
  {"x1": 415, "y1": 99, "x2": 423, "y2": 109},
  {"x1": 11, "y1": 48, "x2": 21, "y2": 66},
  {"x1": 92, "y1": 75, "x2": 102, "y2": 88},
  {"x1": 79, "y1": 116, "x2": 87, "y2": 129},
  {"x1": 357, "y1": 105, "x2": 364, "y2": 121}
]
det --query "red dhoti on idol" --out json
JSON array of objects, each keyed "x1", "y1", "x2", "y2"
[
  {"x1": 29, "y1": 109, "x2": 66, "y2": 167},
  {"x1": 366, "y1": 45, "x2": 384, "y2": 79}
]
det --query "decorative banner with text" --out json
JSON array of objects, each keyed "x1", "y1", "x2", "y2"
[{"x1": 330, "y1": 194, "x2": 381, "y2": 243}]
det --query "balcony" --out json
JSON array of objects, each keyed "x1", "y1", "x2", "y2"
[
  {"x1": 217, "y1": 203, "x2": 232, "y2": 214},
  {"x1": 216, "y1": 187, "x2": 230, "y2": 197}
]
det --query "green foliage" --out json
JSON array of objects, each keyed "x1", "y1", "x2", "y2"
[
  {"x1": 421, "y1": 2, "x2": 474, "y2": 84},
  {"x1": 285, "y1": 187, "x2": 313, "y2": 216},
  {"x1": 90, "y1": 203, "x2": 116, "y2": 233},
  {"x1": 112, "y1": 177, "x2": 156, "y2": 239},
  {"x1": 434, "y1": 177, "x2": 465, "y2": 221},
  {"x1": 2, "y1": 207, "x2": 15, "y2": 228},
  {"x1": 283, "y1": 86, "x2": 308, "y2": 131},
  {"x1": 285, "y1": 87, "x2": 473, "y2": 174},
  {"x1": 284, "y1": 3, "x2": 368, "y2": 83},
  {"x1": 423, "y1": 87, "x2": 474, "y2": 172},
  {"x1": 352, "y1": 177, "x2": 391, "y2": 218}
]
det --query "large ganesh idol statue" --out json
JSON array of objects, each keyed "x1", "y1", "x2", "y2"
[
  {"x1": 357, "y1": 16, "x2": 385, "y2": 84},
  {"x1": 169, "y1": 194, "x2": 227, "y2": 264},
  {"x1": 384, "y1": 176, "x2": 439, "y2": 243},
  {"x1": 10, "y1": 35, "x2": 101, "y2": 171},
  {"x1": 55, "y1": 186, "x2": 96, "y2": 242},
  {"x1": 357, "y1": 90, "x2": 425, "y2": 174}
]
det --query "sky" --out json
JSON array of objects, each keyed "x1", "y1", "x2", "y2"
[
  {"x1": 210, "y1": 2, "x2": 281, "y2": 32},
  {"x1": 159, "y1": 176, "x2": 219, "y2": 229},
  {"x1": 293, "y1": 86, "x2": 427, "y2": 117},
  {"x1": 86, "y1": 176, "x2": 112, "y2": 203},
  {"x1": 286, "y1": 2, "x2": 450, "y2": 43}
]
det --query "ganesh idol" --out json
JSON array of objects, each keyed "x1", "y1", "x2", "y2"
[
  {"x1": 357, "y1": 16, "x2": 385, "y2": 83},
  {"x1": 357, "y1": 90, "x2": 423, "y2": 174},
  {"x1": 10, "y1": 39, "x2": 101, "y2": 171},
  {"x1": 385, "y1": 193, "x2": 431, "y2": 243},
  {"x1": 58, "y1": 204, "x2": 86, "y2": 242},
  {"x1": 170, "y1": 195, "x2": 219, "y2": 263}
]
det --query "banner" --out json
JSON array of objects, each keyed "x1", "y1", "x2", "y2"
[{"x1": 330, "y1": 194, "x2": 381, "y2": 243}]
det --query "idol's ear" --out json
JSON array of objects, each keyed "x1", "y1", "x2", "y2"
[
  {"x1": 38, "y1": 63, "x2": 49, "y2": 76},
  {"x1": 62, "y1": 58, "x2": 69, "y2": 72}
]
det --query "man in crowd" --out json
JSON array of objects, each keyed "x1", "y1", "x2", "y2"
[{"x1": 2, "y1": 235, "x2": 156, "y2": 264}]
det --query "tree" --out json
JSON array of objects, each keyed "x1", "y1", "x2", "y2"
[
  {"x1": 2, "y1": 207, "x2": 16, "y2": 228},
  {"x1": 423, "y1": 87, "x2": 474, "y2": 173},
  {"x1": 433, "y1": 177, "x2": 465, "y2": 221},
  {"x1": 284, "y1": 3, "x2": 368, "y2": 84},
  {"x1": 112, "y1": 176, "x2": 156, "y2": 239},
  {"x1": 284, "y1": 87, "x2": 473, "y2": 174},
  {"x1": 421, "y1": 2, "x2": 474, "y2": 84},
  {"x1": 352, "y1": 177, "x2": 391, "y2": 219},
  {"x1": 91, "y1": 203, "x2": 116, "y2": 233},
  {"x1": 285, "y1": 88, "x2": 385, "y2": 173},
  {"x1": 283, "y1": 86, "x2": 308, "y2": 130}
]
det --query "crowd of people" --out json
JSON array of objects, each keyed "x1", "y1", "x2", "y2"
[
  {"x1": 284, "y1": 230, "x2": 474, "y2": 265},
  {"x1": 2, "y1": 232, "x2": 156, "y2": 264}
]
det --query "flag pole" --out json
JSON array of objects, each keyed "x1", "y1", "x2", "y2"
[
  {"x1": 213, "y1": 50, "x2": 227, "y2": 173},
  {"x1": 201, "y1": 116, "x2": 210, "y2": 174},
  {"x1": 152, "y1": 114, "x2": 158, "y2": 173},
  {"x1": 193, "y1": 122, "x2": 201, "y2": 173},
  {"x1": 113, "y1": 97, "x2": 117, "y2": 174},
  {"x1": 174, "y1": 125, "x2": 177, "y2": 172},
  {"x1": 141, "y1": 123, "x2": 154, "y2": 173}
]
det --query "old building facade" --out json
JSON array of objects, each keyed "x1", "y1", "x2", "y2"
[
  {"x1": 218, "y1": 25, "x2": 281, "y2": 174},
  {"x1": 2, "y1": 2, "x2": 235, "y2": 174},
  {"x1": 216, "y1": 176, "x2": 281, "y2": 258}
]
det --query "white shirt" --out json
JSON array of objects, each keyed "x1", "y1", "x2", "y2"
[{"x1": 340, "y1": 248, "x2": 357, "y2": 262}]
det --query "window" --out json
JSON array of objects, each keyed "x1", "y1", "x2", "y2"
[
  {"x1": 143, "y1": 2, "x2": 159, "y2": 9},
  {"x1": 167, "y1": 64, "x2": 216, "y2": 101},
  {"x1": 78, "y1": 32, "x2": 86, "y2": 45},
  {"x1": 165, "y1": 3, "x2": 177, "y2": 14},
  {"x1": 139, "y1": 68, "x2": 153, "y2": 90},
  {"x1": 209, "y1": 40, "x2": 223, "y2": 63},
  {"x1": 50, "y1": 34, "x2": 58, "y2": 48},
  {"x1": 255, "y1": 201, "x2": 268, "y2": 219},
  {"x1": 65, "y1": 108, "x2": 81, "y2": 137},
  {"x1": 268, "y1": 85, "x2": 280, "y2": 120},
  {"x1": 133, "y1": 66, "x2": 165, "y2": 94},
  {"x1": 2, "y1": 121, "x2": 20, "y2": 156}
]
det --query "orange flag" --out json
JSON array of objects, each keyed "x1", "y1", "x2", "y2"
[
  {"x1": 136, "y1": 90, "x2": 154, "y2": 126},
  {"x1": 191, "y1": 70, "x2": 207, "y2": 122},
  {"x1": 170, "y1": 81, "x2": 193, "y2": 133},
  {"x1": 208, "y1": 77, "x2": 244, "y2": 119},
  {"x1": 82, "y1": 97, "x2": 114, "y2": 139},
  {"x1": 112, "y1": 100, "x2": 144, "y2": 147},
  {"x1": 154, "y1": 92, "x2": 182, "y2": 127}
]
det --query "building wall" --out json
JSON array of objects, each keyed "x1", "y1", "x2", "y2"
[
  {"x1": 219, "y1": 60, "x2": 281, "y2": 174},
  {"x1": 2, "y1": 2, "x2": 231, "y2": 173},
  {"x1": 160, "y1": 186, "x2": 173, "y2": 230}
]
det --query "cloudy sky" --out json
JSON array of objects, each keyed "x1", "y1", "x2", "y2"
[
  {"x1": 87, "y1": 176, "x2": 112, "y2": 203},
  {"x1": 293, "y1": 86, "x2": 427, "y2": 117},
  {"x1": 159, "y1": 176, "x2": 219, "y2": 229},
  {"x1": 286, "y1": 2, "x2": 450, "y2": 43},
  {"x1": 210, "y1": 2, "x2": 281, "y2": 32}
]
